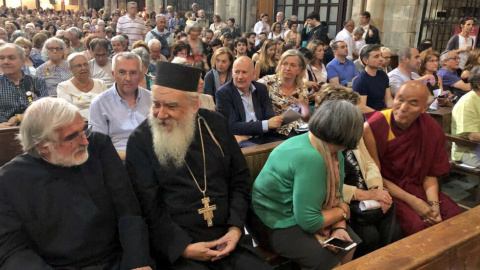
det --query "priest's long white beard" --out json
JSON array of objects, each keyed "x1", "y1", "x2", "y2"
[
  {"x1": 47, "y1": 145, "x2": 89, "y2": 167},
  {"x1": 149, "y1": 111, "x2": 196, "y2": 168}
]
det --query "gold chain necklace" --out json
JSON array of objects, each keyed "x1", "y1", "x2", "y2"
[{"x1": 185, "y1": 116, "x2": 217, "y2": 227}]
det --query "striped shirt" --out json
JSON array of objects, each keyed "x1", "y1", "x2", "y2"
[{"x1": 116, "y1": 15, "x2": 146, "y2": 49}]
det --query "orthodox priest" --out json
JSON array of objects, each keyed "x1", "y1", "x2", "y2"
[{"x1": 125, "y1": 62, "x2": 271, "y2": 269}]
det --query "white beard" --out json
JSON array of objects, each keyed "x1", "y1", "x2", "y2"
[
  {"x1": 149, "y1": 110, "x2": 197, "y2": 168},
  {"x1": 47, "y1": 144, "x2": 89, "y2": 167}
]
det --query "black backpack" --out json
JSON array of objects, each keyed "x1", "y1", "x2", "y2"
[{"x1": 150, "y1": 30, "x2": 171, "y2": 58}]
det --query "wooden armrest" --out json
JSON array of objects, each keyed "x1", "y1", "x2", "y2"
[
  {"x1": 445, "y1": 133, "x2": 480, "y2": 148},
  {"x1": 241, "y1": 140, "x2": 284, "y2": 156}
]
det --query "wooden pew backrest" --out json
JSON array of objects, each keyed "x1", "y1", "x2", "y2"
[
  {"x1": 0, "y1": 127, "x2": 23, "y2": 167},
  {"x1": 241, "y1": 140, "x2": 284, "y2": 184},
  {"x1": 337, "y1": 206, "x2": 480, "y2": 270}
]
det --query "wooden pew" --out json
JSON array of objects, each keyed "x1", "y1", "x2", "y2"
[
  {"x1": 427, "y1": 106, "x2": 452, "y2": 134},
  {"x1": 445, "y1": 133, "x2": 480, "y2": 205},
  {"x1": 337, "y1": 205, "x2": 480, "y2": 270},
  {"x1": 241, "y1": 140, "x2": 292, "y2": 268},
  {"x1": 0, "y1": 127, "x2": 23, "y2": 167},
  {"x1": 241, "y1": 140, "x2": 284, "y2": 184}
]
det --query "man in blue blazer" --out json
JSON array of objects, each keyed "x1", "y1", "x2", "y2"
[{"x1": 216, "y1": 56, "x2": 284, "y2": 148}]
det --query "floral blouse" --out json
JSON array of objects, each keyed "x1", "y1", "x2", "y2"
[{"x1": 258, "y1": 74, "x2": 309, "y2": 136}]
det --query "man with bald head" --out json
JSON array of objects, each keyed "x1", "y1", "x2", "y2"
[
  {"x1": 363, "y1": 81, "x2": 462, "y2": 236},
  {"x1": 216, "y1": 56, "x2": 284, "y2": 147}
]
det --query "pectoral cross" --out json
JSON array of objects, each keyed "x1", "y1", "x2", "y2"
[{"x1": 198, "y1": 197, "x2": 216, "y2": 227}]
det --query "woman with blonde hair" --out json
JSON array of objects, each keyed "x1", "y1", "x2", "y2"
[
  {"x1": 203, "y1": 47, "x2": 234, "y2": 102},
  {"x1": 14, "y1": 37, "x2": 37, "y2": 75},
  {"x1": 258, "y1": 49, "x2": 311, "y2": 137},
  {"x1": 254, "y1": 39, "x2": 277, "y2": 80}
]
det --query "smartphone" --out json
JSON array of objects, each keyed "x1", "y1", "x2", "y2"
[
  {"x1": 437, "y1": 94, "x2": 448, "y2": 98},
  {"x1": 324, "y1": 238, "x2": 357, "y2": 251}
]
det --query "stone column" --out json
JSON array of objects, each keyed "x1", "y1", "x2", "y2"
[
  {"x1": 146, "y1": 0, "x2": 153, "y2": 14},
  {"x1": 105, "y1": 0, "x2": 111, "y2": 15},
  {"x1": 365, "y1": 0, "x2": 386, "y2": 41},
  {"x1": 215, "y1": 0, "x2": 226, "y2": 21},
  {"x1": 78, "y1": 0, "x2": 83, "y2": 11}
]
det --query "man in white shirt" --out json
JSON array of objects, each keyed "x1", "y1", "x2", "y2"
[
  {"x1": 116, "y1": 1, "x2": 146, "y2": 50},
  {"x1": 254, "y1": 13, "x2": 270, "y2": 46},
  {"x1": 335, "y1": 19, "x2": 356, "y2": 60},
  {"x1": 89, "y1": 39, "x2": 115, "y2": 89}
]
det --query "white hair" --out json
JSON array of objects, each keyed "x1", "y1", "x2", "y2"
[
  {"x1": 148, "y1": 39, "x2": 162, "y2": 49},
  {"x1": 67, "y1": 52, "x2": 88, "y2": 69},
  {"x1": 155, "y1": 14, "x2": 166, "y2": 21},
  {"x1": 112, "y1": 51, "x2": 142, "y2": 72},
  {"x1": 127, "y1": 1, "x2": 137, "y2": 8},
  {"x1": 18, "y1": 97, "x2": 78, "y2": 158}
]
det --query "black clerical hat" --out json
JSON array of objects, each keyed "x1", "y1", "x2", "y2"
[{"x1": 155, "y1": 61, "x2": 201, "y2": 92}]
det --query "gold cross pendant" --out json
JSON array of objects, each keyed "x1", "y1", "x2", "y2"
[{"x1": 198, "y1": 197, "x2": 217, "y2": 227}]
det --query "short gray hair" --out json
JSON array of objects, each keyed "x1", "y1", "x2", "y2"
[
  {"x1": 309, "y1": 100, "x2": 363, "y2": 150},
  {"x1": 398, "y1": 47, "x2": 413, "y2": 62},
  {"x1": 1, "y1": 43, "x2": 26, "y2": 59},
  {"x1": 440, "y1": 50, "x2": 453, "y2": 66},
  {"x1": 469, "y1": 66, "x2": 480, "y2": 92},
  {"x1": 18, "y1": 97, "x2": 79, "y2": 158},
  {"x1": 155, "y1": 14, "x2": 166, "y2": 21},
  {"x1": 132, "y1": 47, "x2": 150, "y2": 68},
  {"x1": 127, "y1": 1, "x2": 137, "y2": 8},
  {"x1": 66, "y1": 26, "x2": 82, "y2": 39},
  {"x1": 148, "y1": 38, "x2": 162, "y2": 48},
  {"x1": 352, "y1": 27, "x2": 365, "y2": 36},
  {"x1": 112, "y1": 51, "x2": 142, "y2": 72},
  {"x1": 111, "y1": 35, "x2": 127, "y2": 47},
  {"x1": 12, "y1": 30, "x2": 28, "y2": 41},
  {"x1": 42, "y1": 37, "x2": 66, "y2": 56},
  {"x1": 67, "y1": 52, "x2": 88, "y2": 69}
]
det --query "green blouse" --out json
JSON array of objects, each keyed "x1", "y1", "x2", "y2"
[{"x1": 252, "y1": 133, "x2": 344, "y2": 233}]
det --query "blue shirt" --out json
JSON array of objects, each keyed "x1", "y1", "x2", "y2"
[
  {"x1": 437, "y1": 68, "x2": 461, "y2": 91},
  {"x1": 326, "y1": 58, "x2": 359, "y2": 86},
  {"x1": 352, "y1": 70, "x2": 389, "y2": 111},
  {"x1": 88, "y1": 84, "x2": 152, "y2": 151},
  {"x1": 236, "y1": 84, "x2": 268, "y2": 132},
  {"x1": 0, "y1": 73, "x2": 48, "y2": 123}
]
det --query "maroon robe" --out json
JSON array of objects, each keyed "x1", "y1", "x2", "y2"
[{"x1": 368, "y1": 109, "x2": 462, "y2": 236}]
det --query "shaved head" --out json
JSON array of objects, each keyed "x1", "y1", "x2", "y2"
[
  {"x1": 392, "y1": 81, "x2": 430, "y2": 130},
  {"x1": 233, "y1": 56, "x2": 254, "y2": 71}
]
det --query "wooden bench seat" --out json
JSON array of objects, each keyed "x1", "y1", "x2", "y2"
[
  {"x1": 445, "y1": 133, "x2": 480, "y2": 205},
  {"x1": 336, "y1": 205, "x2": 480, "y2": 270},
  {"x1": 0, "y1": 127, "x2": 22, "y2": 167},
  {"x1": 241, "y1": 140, "x2": 292, "y2": 268}
]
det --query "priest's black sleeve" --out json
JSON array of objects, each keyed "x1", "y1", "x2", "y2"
[
  {"x1": 0, "y1": 186, "x2": 52, "y2": 269},
  {"x1": 94, "y1": 133, "x2": 152, "y2": 269},
  {"x1": 216, "y1": 113, "x2": 251, "y2": 229},
  {"x1": 126, "y1": 124, "x2": 193, "y2": 265}
]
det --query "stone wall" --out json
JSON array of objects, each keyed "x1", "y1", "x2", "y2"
[
  {"x1": 351, "y1": 0, "x2": 424, "y2": 54},
  {"x1": 215, "y1": 0, "x2": 258, "y2": 33}
]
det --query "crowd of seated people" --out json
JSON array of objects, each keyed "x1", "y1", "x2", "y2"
[{"x1": 0, "y1": 3, "x2": 477, "y2": 270}]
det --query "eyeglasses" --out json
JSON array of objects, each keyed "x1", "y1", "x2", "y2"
[
  {"x1": 427, "y1": 59, "x2": 439, "y2": 63},
  {"x1": 47, "y1": 47, "x2": 63, "y2": 52},
  {"x1": 117, "y1": 70, "x2": 140, "y2": 78},
  {"x1": 54, "y1": 124, "x2": 92, "y2": 145},
  {"x1": 94, "y1": 53, "x2": 108, "y2": 58},
  {"x1": 72, "y1": 63, "x2": 89, "y2": 69},
  {"x1": 449, "y1": 57, "x2": 461, "y2": 61}
]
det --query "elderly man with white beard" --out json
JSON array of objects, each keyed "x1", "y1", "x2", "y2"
[
  {"x1": 125, "y1": 62, "x2": 272, "y2": 270},
  {"x1": 0, "y1": 98, "x2": 153, "y2": 270}
]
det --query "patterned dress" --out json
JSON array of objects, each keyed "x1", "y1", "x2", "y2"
[{"x1": 258, "y1": 74, "x2": 308, "y2": 136}]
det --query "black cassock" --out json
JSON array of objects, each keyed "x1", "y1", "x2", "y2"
[
  {"x1": 0, "y1": 133, "x2": 152, "y2": 270},
  {"x1": 126, "y1": 109, "x2": 271, "y2": 269}
]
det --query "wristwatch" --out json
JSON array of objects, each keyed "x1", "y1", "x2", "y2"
[{"x1": 427, "y1": 200, "x2": 441, "y2": 206}]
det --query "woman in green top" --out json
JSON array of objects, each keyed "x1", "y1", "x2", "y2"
[{"x1": 249, "y1": 100, "x2": 364, "y2": 270}]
